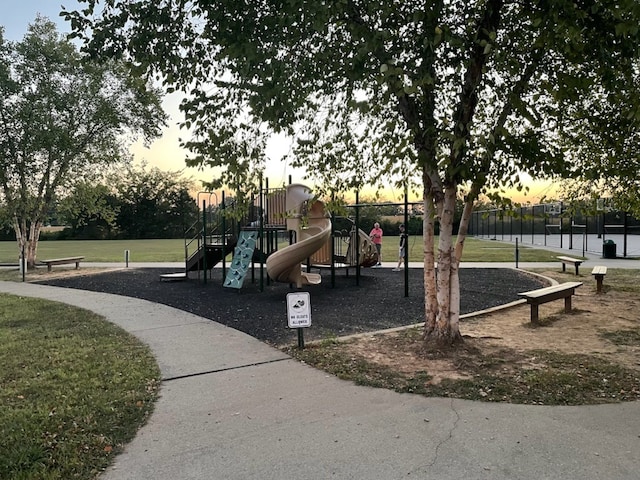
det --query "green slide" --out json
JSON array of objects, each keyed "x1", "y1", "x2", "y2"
[{"x1": 224, "y1": 230, "x2": 259, "y2": 289}]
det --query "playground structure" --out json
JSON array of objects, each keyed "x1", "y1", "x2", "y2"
[
  {"x1": 470, "y1": 202, "x2": 640, "y2": 258},
  {"x1": 169, "y1": 183, "x2": 379, "y2": 287},
  {"x1": 265, "y1": 184, "x2": 331, "y2": 287}
]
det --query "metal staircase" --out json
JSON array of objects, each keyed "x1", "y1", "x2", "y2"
[
  {"x1": 186, "y1": 238, "x2": 237, "y2": 272},
  {"x1": 161, "y1": 194, "x2": 239, "y2": 281}
]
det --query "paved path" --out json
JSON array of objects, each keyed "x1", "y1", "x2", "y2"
[{"x1": 2, "y1": 262, "x2": 640, "y2": 479}]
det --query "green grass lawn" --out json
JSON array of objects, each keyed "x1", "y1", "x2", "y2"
[
  {"x1": 381, "y1": 235, "x2": 559, "y2": 263},
  {"x1": 0, "y1": 236, "x2": 560, "y2": 264},
  {"x1": 0, "y1": 294, "x2": 160, "y2": 479},
  {"x1": 0, "y1": 239, "x2": 186, "y2": 264}
]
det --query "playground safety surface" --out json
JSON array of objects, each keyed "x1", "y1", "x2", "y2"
[{"x1": 35, "y1": 267, "x2": 545, "y2": 346}]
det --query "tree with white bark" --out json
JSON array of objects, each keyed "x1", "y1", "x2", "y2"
[{"x1": 0, "y1": 16, "x2": 166, "y2": 267}]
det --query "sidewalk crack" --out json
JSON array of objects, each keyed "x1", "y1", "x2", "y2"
[{"x1": 162, "y1": 357, "x2": 291, "y2": 382}]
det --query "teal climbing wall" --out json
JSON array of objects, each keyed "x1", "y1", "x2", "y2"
[{"x1": 224, "y1": 230, "x2": 259, "y2": 289}]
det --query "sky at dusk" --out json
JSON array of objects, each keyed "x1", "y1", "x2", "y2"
[{"x1": 3, "y1": 2, "x2": 556, "y2": 203}]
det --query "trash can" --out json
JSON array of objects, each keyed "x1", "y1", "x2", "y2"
[{"x1": 603, "y1": 240, "x2": 616, "y2": 259}]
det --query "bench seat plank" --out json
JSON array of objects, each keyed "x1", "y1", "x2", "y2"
[
  {"x1": 518, "y1": 282, "x2": 583, "y2": 324},
  {"x1": 556, "y1": 256, "x2": 583, "y2": 275},
  {"x1": 591, "y1": 266, "x2": 607, "y2": 293},
  {"x1": 41, "y1": 256, "x2": 85, "y2": 271},
  {"x1": 591, "y1": 266, "x2": 607, "y2": 275}
]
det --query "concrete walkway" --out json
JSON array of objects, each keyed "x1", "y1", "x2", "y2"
[{"x1": 2, "y1": 264, "x2": 640, "y2": 479}]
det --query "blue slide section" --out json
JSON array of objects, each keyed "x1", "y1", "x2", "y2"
[{"x1": 223, "y1": 230, "x2": 258, "y2": 289}]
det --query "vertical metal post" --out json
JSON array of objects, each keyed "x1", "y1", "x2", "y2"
[
  {"x1": 531, "y1": 205, "x2": 534, "y2": 245},
  {"x1": 597, "y1": 211, "x2": 601, "y2": 239},
  {"x1": 221, "y1": 190, "x2": 227, "y2": 280},
  {"x1": 330, "y1": 192, "x2": 336, "y2": 288},
  {"x1": 493, "y1": 209, "x2": 497, "y2": 239},
  {"x1": 404, "y1": 184, "x2": 409, "y2": 298},
  {"x1": 520, "y1": 207, "x2": 523, "y2": 243},
  {"x1": 569, "y1": 217, "x2": 574, "y2": 250},
  {"x1": 486, "y1": 212, "x2": 489, "y2": 238},
  {"x1": 355, "y1": 190, "x2": 360, "y2": 286},
  {"x1": 582, "y1": 215, "x2": 589, "y2": 253},
  {"x1": 560, "y1": 201, "x2": 564, "y2": 249},
  {"x1": 202, "y1": 199, "x2": 207, "y2": 284},
  {"x1": 259, "y1": 177, "x2": 265, "y2": 292},
  {"x1": 624, "y1": 211, "x2": 628, "y2": 258},
  {"x1": 544, "y1": 207, "x2": 547, "y2": 246}
]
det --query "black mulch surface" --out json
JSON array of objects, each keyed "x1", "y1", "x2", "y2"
[{"x1": 35, "y1": 267, "x2": 545, "y2": 346}]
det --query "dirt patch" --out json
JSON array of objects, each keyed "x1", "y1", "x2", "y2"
[
  {"x1": 341, "y1": 271, "x2": 640, "y2": 383},
  {"x1": 28, "y1": 267, "x2": 115, "y2": 280}
]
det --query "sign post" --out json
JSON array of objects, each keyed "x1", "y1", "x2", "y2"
[{"x1": 287, "y1": 292, "x2": 311, "y2": 349}]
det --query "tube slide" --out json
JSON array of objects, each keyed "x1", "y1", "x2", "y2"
[{"x1": 266, "y1": 184, "x2": 332, "y2": 288}]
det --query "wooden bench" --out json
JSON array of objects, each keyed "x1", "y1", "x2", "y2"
[
  {"x1": 591, "y1": 266, "x2": 607, "y2": 294},
  {"x1": 41, "y1": 256, "x2": 84, "y2": 272},
  {"x1": 557, "y1": 255, "x2": 583, "y2": 275},
  {"x1": 518, "y1": 282, "x2": 583, "y2": 324}
]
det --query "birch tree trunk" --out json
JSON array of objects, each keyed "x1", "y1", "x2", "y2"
[
  {"x1": 423, "y1": 188, "x2": 438, "y2": 335},
  {"x1": 13, "y1": 216, "x2": 44, "y2": 269},
  {"x1": 423, "y1": 171, "x2": 464, "y2": 346},
  {"x1": 13, "y1": 218, "x2": 27, "y2": 267},
  {"x1": 27, "y1": 221, "x2": 43, "y2": 269}
]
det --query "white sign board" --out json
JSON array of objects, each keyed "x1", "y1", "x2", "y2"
[{"x1": 287, "y1": 292, "x2": 311, "y2": 328}]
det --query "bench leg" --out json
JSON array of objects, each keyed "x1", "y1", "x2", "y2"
[
  {"x1": 595, "y1": 275, "x2": 604, "y2": 293},
  {"x1": 530, "y1": 305, "x2": 539, "y2": 324},
  {"x1": 561, "y1": 263, "x2": 566, "y2": 272},
  {"x1": 564, "y1": 296, "x2": 572, "y2": 313},
  {"x1": 75, "y1": 262, "x2": 80, "y2": 269},
  {"x1": 574, "y1": 264, "x2": 579, "y2": 275},
  {"x1": 47, "y1": 264, "x2": 52, "y2": 272}
]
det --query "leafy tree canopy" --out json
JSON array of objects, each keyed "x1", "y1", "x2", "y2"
[
  {"x1": 65, "y1": 1, "x2": 640, "y2": 197},
  {"x1": 57, "y1": 181, "x2": 120, "y2": 238},
  {"x1": 0, "y1": 16, "x2": 167, "y2": 265}
]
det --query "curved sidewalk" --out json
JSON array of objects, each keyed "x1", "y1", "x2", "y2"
[{"x1": 1, "y1": 281, "x2": 639, "y2": 480}]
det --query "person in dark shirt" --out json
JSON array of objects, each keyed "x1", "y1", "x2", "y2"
[{"x1": 392, "y1": 224, "x2": 408, "y2": 271}]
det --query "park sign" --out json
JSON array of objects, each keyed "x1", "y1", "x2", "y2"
[{"x1": 287, "y1": 292, "x2": 311, "y2": 328}]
